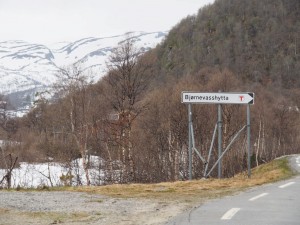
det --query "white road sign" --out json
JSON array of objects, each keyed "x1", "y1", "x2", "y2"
[{"x1": 182, "y1": 92, "x2": 254, "y2": 104}]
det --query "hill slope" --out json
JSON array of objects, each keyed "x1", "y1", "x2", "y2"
[{"x1": 150, "y1": 0, "x2": 299, "y2": 88}]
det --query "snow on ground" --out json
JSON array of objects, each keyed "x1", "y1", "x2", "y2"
[{"x1": 0, "y1": 156, "x2": 109, "y2": 188}]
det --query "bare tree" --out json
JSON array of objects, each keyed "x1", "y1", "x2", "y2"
[
  {"x1": 104, "y1": 37, "x2": 152, "y2": 182},
  {"x1": 55, "y1": 64, "x2": 93, "y2": 185},
  {"x1": 0, "y1": 149, "x2": 18, "y2": 189}
]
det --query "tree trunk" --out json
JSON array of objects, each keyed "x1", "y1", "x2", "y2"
[
  {"x1": 256, "y1": 118, "x2": 262, "y2": 167},
  {"x1": 174, "y1": 145, "x2": 179, "y2": 181},
  {"x1": 82, "y1": 125, "x2": 91, "y2": 186}
]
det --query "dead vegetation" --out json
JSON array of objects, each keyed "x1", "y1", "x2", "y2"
[
  {"x1": 0, "y1": 209, "x2": 95, "y2": 225},
  {"x1": 55, "y1": 157, "x2": 294, "y2": 205}
]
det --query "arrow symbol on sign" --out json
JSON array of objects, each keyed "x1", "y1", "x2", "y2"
[{"x1": 247, "y1": 93, "x2": 254, "y2": 104}]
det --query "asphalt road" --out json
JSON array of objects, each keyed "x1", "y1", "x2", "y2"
[{"x1": 167, "y1": 155, "x2": 300, "y2": 225}]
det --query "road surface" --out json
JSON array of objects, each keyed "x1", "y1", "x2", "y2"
[{"x1": 167, "y1": 155, "x2": 300, "y2": 225}]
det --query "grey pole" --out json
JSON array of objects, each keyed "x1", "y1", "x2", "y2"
[
  {"x1": 218, "y1": 104, "x2": 222, "y2": 179},
  {"x1": 247, "y1": 104, "x2": 251, "y2": 178},
  {"x1": 188, "y1": 104, "x2": 192, "y2": 180},
  {"x1": 204, "y1": 123, "x2": 217, "y2": 178}
]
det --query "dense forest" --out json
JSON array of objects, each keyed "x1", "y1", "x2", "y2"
[{"x1": 1, "y1": 0, "x2": 300, "y2": 186}]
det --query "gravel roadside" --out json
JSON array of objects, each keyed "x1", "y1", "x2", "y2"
[{"x1": 0, "y1": 191, "x2": 187, "y2": 225}]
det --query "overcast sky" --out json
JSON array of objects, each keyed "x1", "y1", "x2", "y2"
[{"x1": 0, "y1": 0, "x2": 215, "y2": 45}]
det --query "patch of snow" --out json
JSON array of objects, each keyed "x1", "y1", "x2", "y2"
[{"x1": 0, "y1": 156, "x2": 119, "y2": 188}]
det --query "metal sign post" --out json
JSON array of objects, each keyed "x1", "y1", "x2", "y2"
[
  {"x1": 218, "y1": 103, "x2": 222, "y2": 179},
  {"x1": 182, "y1": 92, "x2": 254, "y2": 180},
  {"x1": 188, "y1": 104, "x2": 192, "y2": 180},
  {"x1": 247, "y1": 104, "x2": 251, "y2": 178}
]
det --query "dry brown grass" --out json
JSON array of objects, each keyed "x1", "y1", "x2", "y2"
[
  {"x1": 0, "y1": 208, "x2": 10, "y2": 214},
  {"x1": 0, "y1": 211, "x2": 95, "y2": 225},
  {"x1": 56, "y1": 157, "x2": 294, "y2": 205}
]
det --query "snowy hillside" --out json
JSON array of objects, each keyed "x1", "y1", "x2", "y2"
[{"x1": 0, "y1": 31, "x2": 166, "y2": 110}]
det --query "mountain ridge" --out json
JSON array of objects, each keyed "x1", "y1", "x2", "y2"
[{"x1": 0, "y1": 31, "x2": 167, "y2": 110}]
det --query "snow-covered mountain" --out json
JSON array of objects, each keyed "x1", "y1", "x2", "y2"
[{"x1": 0, "y1": 31, "x2": 167, "y2": 112}]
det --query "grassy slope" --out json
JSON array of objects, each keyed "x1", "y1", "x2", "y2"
[{"x1": 57, "y1": 157, "x2": 294, "y2": 205}]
